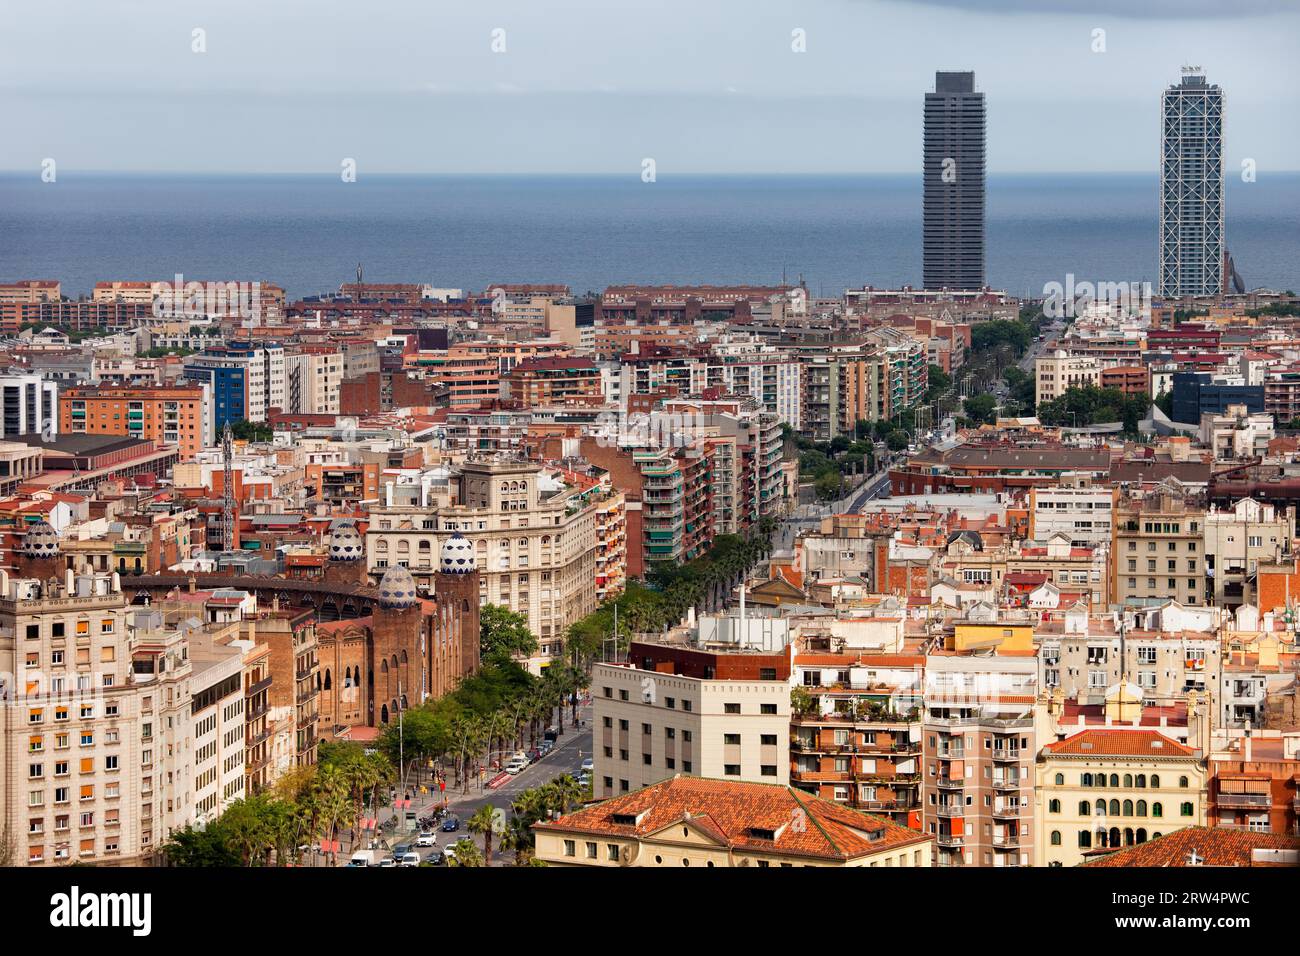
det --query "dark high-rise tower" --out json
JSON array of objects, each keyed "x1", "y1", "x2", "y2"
[{"x1": 923, "y1": 71, "x2": 986, "y2": 291}]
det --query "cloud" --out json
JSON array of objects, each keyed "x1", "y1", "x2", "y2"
[{"x1": 884, "y1": 0, "x2": 1298, "y2": 18}]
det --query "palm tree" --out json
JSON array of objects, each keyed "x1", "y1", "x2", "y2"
[
  {"x1": 467, "y1": 804, "x2": 499, "y2": 866},
  {"x1": 448, "y1": 836, "x2": 483, "y2": 867}
]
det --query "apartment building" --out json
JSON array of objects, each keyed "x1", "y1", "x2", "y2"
[
  {"x1": 1028, "y1": 486, "x2": 1117, "y2": 548},
  {"x1": 0, "y1": 371, "x2": 58, "y2": 440},
  {"x1": 593, "y1": 490, "x2": 627, "y2": 603},
  {"x1": 366, "y1": 458, "x2": 596, "y2": 663},
  {"x1": 922, "y1": 645, "x2": 1039, "y2": 868},
  {"x1": 591, "y1": 637, "x2": 792, "y2": 800},
  {"x1": 0, "y1": 567, "x2": 173, "y2": 866},
  {"x1": 504, "y1": 356, "x2": 603, "y2": 407},
  {"x1": 1199, "y1": 404, "x2": 1274, "y2": 461},
  {"x1": 1112, "y1": 491, "x2": 1207, "y2": 607},
  {"x1": 1036, "y1": 605, "x2": 1220, "y2": 706},
  {"x1": 1208, "y1": 731, "x2": 1300, "y2": 836},
  {"x1": 285, "y1": 347, "x2": 342, "y2": 415},
  {"x1": 1203, "y1": 498, "x2": 1292, "y2": 609},
  {"x1": 534, "y1": 775, "x2": 932, "y2": 868},
  {"x1": 1034, "y1": 351, "x2": 1101, "y2": 407},
  {"x1": 59, "y1": 384, "x2": 210, "y2": 458},
  {"x1": 1034, "y1": 729, "x2": 1207, "y2": 867},
  {"x1": 183, "y1": 341, "x2": 286, "y2": 425}
]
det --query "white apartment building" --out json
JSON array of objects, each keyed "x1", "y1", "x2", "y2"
[
  {"x1": 1035, "y1": 351, "x2": 1101, "y2": 407},
  {"x1": 0, "y1": 371, "x2": 58, "y2": 440},
  {"x1": 1028, "y1": 487, "x2": 1117, "y2": 547},
  {"x1": 591, "y1": 654, "x2": 791, "y2": 801}
]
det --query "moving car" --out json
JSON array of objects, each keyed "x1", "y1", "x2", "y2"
[
  {"x1": 425, "y1": 847, "x2": 446, "y2": 866},
  {"x1": 416, "y1": 831, "x2": 437, "y2": 848},
  {"x1": 504, "y1": 756, "x2": 528, "y2": 774},
  {"x1": 392, "y1": 843, "x2": 412, "y2": 861},
  {"x1": 441, "y1": 815, "x2": 460, "y2": 832},
  {"x1": 443, "y1": 844, "x2": 458, "y2": 865},
  {"x1": 580, "y1": 757, "x2": 594, "y2": 773},
  {"x1": 375, "y1": 858, "x2": 396, "y2": 868},
  {"x1": 347, "y1": 850, "x2": 375, "y2": 867},
  {"x1": 398, "y1": 852, "x2": 422, "y2": 868}
]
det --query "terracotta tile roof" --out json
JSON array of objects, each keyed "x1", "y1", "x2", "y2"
[
  {"x1": 1084, "y1": 827, "x2": 1299, "y2": 867},
  {"x1": 533, "y1": 775, "x2": 930, "y2": 862},
  {"x1": 1044, "y1": 729, "x2": 1196, "y2": 758}
]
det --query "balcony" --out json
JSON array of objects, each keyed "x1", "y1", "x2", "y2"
[
  {"x1": 936, "y1": 833, "x2": 964, "y2": 847},
  {"x1": 937, "y1": 777, "x2": 964, "y2": 790},
  {"x1": 936, "y1": 746, "x2": 965, "y2": 759},
  {"x1": 991, "y1": 749, "x2": 1021, "y2": 762},
  {"x1": 991, "y1": 803, "x2": 1022, "y2": 819},
  {"x1": 992, "y1": 779, "x2": 1021, "y2": 792},
  {"x1": 1215, "y1": 792, "x2": 1271, "y2": 808},
  {"x1": 935, "y1": 804, "x2": 963, "y2": 818},
  {"x1": 992, "y1": 833, "x2": 1021, "y2": 847}
]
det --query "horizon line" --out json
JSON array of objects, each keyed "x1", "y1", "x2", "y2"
[{"x1": 5, "y1": 168, "x2": 1300, "y2": 178}]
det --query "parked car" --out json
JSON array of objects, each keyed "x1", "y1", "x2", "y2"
[
  {"x1": 538, "y1": 740, "x2": 554, "y2": 757},
  {"x1": 425, "y1": 848, "x2": 446, "y2": 866},
  {"x1": 375, "y1": 857, "x2": 396, "y2": 868},
  {"x1": 441, "y1": 815, "x2": 460, "y2": 832},
  {"x1": 416, "y1": 831, "x2": 437, "y2": 848},
  {"x1": 392, "y1": 843, "x2": 412, "y2": 861},
  {"x1": 443, "y1": 844, "x2": 458, "y2": 865},
  {"x1": 504, "y1": 756, "x2": 528, "y2": 775},
  {"x1": 526, "y1": 748, "x2": 541, "y2": 763},
  {"x1": 347, "y1": 850, "x2": 375, "y2": 867},
  {"x1": 580, "y1": 757, "x2": 594, "y2": 773},
  {"x1": 398, "y1": 852, "x2": 422, "y2": 867}
]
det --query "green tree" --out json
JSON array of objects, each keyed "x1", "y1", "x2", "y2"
[
  {"x1": 468, "y1": 804, "x2": 501, "y2": 866},
  {"x1": 448, "y1": 836, "x2": 484, "y2": 867},
  {"x1": 479, "y1": 603, "x2": 538, "y2": 666},
  {"x1": 963, "y1": 394, "x2": 997, "y2": 425}
]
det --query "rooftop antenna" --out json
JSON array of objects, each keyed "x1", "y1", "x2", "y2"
[{"x1": 221, "y1": 421, "x2": 235, "y2": 552}]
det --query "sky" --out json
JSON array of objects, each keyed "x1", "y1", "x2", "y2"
[{"x1": 1, "y1": 0, "x2": 1297, "y2": 175}]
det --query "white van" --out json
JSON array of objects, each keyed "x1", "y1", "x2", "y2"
[{"x1": 399, "y1": 852, "x2": 422, "y2": 867}]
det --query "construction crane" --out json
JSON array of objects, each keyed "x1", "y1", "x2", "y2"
[{"x1": 221, "y1": 421, "x2": 234, "y2": 552}]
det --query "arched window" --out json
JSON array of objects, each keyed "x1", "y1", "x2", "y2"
[
  {"x1": 1153, "y1": 832, "x2": 1161, "y2": 840},
  {"x1": 1180, "y1": 802, "x2": 1194, "y2": 817},
  {"x1": 1079, "y1": 800, "x2": 1091, "y2": 815},
  {"x1": 323, "y1": 669, "x2": 332, "y2": 690},
  {"x1": 1123, "y1": 800, "x2": 1133, "y2": 816},
  {"x1": 1050, "y1": 831, "x2": 1061, "y2": 846},
  {"x1": 1150, "y1": 775, "x2": 1160, "y2": 788},
  {"x1": 1152, "y1": 802, "x2": 1163, "y2": 818},
  {"x1": 1122, "y1": 774, "x2": 1133, "y2": 788},
  {"x1": 1124, "y1": 828, "x2": 1134, "y2": 846},
  {"x1": 377, "y1": 540, "x2": 389, "y2": 553},
  {"x1": 1109, "y1": 799, "x2": 1120, "y2": 816},
  {"x1": 381, "y1": 704, "x2": 389, "y2": 723},
  {"x1": 391, "y1": 654, "x2": 399, "y2": 669},
  {"x1": 1095, "y1": 799, "x2": 1106, "y2": 815},
  {"x1": 1136, "y1": 828, "x2": 1147, "y2": 843},
  {"x1": 397, "y1": 541, "x2": 410, "y2": 555},
  {"x1": 1179, "y1": 776, "x2": 1189, "y2": 788},
  {"x1": 1136, "y1": 800, "x2": 1147, "y2": 817},
  {"x1": 419, "y1": 541, "x2": 431, "y2": 553},
  {"x1": 1055, "y1": 773, "x2": 1064, "y2": 786},
  {"x1": 1108, "y1": 827, "x2": 1120, "y2": 848},
  {"x1": 400, "y1": 649, "x2": 408, "y2": 664},
  {"x1": 1078, "y1": 831, "x2": 1091, "y2": 848},
  {"x1": 1049, "y1": 799, "x2": 1061, "y2": 813},
  {"x1": 1109, "y1": 774, "x2": 1119, "y2": 787},
  {"x1": 1081, "y1": 773, "x2": 1093, "y2": 787},
  {"x1": 1135, "y1": 774, "x2": 1146, "y2": 788},
  {"x1": 380, "y1": 659, "x2": 389, "y2": 673},
  {"x1": 1095, "y1": 774, "x2": 1105, "y2": 788}
]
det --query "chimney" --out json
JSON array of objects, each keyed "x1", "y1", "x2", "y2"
[{"x1": 1244, "y1": 719, "x2": 1252, "y2": 762}]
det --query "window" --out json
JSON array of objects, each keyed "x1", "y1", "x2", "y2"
[
  {"x1": 563, "y1": 840, "x2": 575, "y2": 857},
  {"x1": 1049, "y1": 799, "x2": 1060, "y2": 813},
  {"x1": 724, "y1": 764, "x2": 740, "y2": 776},
  {"x1": 1180, "y1": 802, "x2": 1194, "y2": 817},
  {"x1": 724, "y1": 703, "x2": 740, "y2": 715},
  {"x1": 1050, "y1": 831, "x2": 1061, "y2": 846}
]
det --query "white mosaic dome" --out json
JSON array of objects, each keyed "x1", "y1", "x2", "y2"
[
  {"x1": 22, "y1": 519, "x2": 60, "y2": 558},
  {"x1": 377, "y1": 564, "x2": 418, "y2": 609},
  {"x1": 439, "y1": 532, "x2": 475, "y2": 574},
  {"x1": 329, "y1": 524, "x2": 363, "y2": 561}
]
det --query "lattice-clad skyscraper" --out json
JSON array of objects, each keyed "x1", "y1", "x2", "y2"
[
  {"x1": 1160, "y1": 69, "x2": 1224, "y2": 297},
  {"x1": 923, "y1": 71, "x2": 986, "y2": 291}
]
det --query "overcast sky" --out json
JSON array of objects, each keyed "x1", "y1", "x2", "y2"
[{"x1": 2, "y1": 0, "x2": 1296, "y2": 174}]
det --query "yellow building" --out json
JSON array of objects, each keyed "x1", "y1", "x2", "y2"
[
  {"x1": 952, "y1": 621, "x2": 1035, "y2": 654},
  {"x1": 534, "y1": 775, "x2": 933, "y2": 868},
  {"x1": 1033, "y1": 722, "x2": 1207, "y2": 867}
]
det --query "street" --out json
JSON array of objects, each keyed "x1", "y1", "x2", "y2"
[{"x1": 336, "y1": 700, "x2": 593, "y2": 867}]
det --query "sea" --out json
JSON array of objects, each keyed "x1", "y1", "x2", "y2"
[{"x1": 1, "y1": 172, "x2": 1297, "y2": 300}]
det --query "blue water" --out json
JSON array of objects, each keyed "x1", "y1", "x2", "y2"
[{"x1": 1, "y1": 173, "x2": 1296, "y2": 299}]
